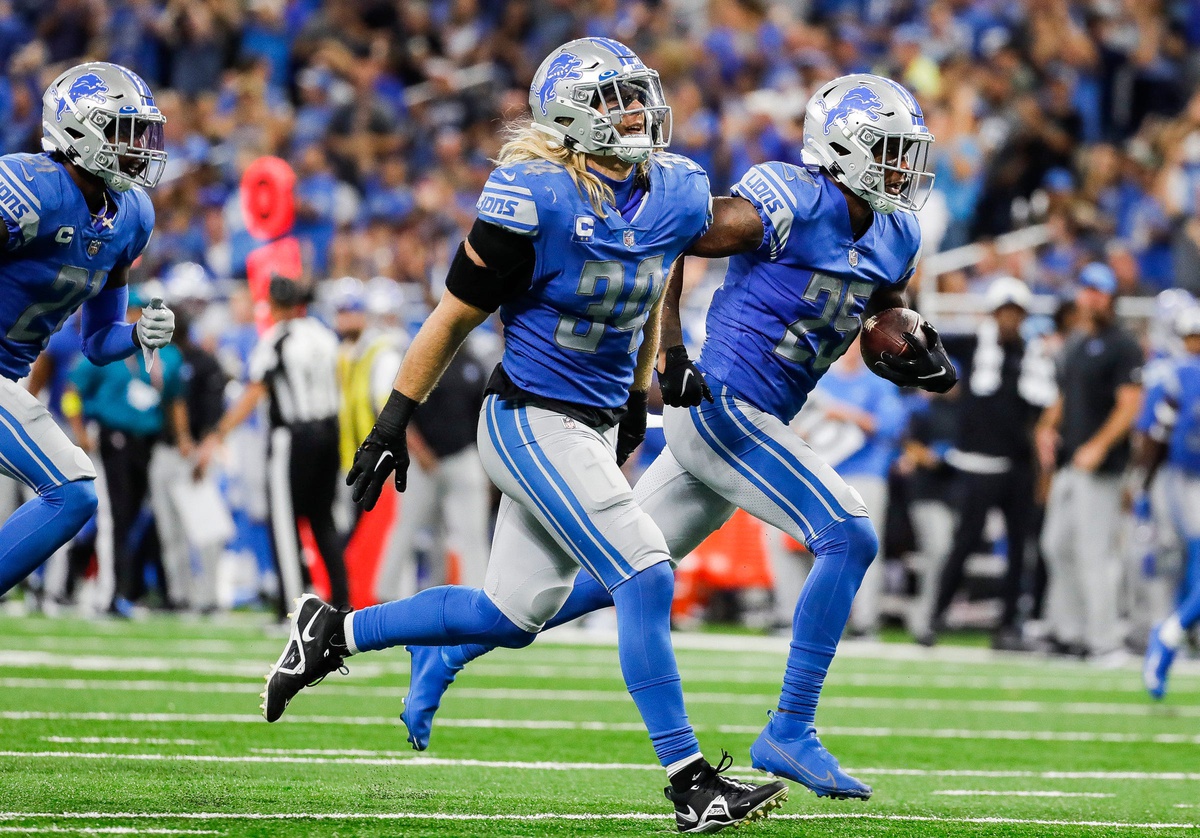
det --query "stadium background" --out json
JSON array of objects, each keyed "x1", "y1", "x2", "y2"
[{"x1": 1, "y1": 0, "x2": 1199, "y2": 835}]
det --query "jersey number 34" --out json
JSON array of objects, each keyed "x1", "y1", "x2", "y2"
[{"x1": 556, "y1": 255, "x2": 665, "y2": 355}]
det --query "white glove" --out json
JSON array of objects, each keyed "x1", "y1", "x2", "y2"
[{"x1": 136, "y1": 303, "x2": 175, "y2": 349}]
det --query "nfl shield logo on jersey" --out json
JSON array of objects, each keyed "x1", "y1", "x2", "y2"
[
  {"x1": 848, "y1": 248, "x2": 859, "y2": 268},
  {"x1": 87, "y1": 239, "x2": 102, "y2": 257},
  {"x1": 623, "y1": 229, "x2": 635, "y2": 248}
]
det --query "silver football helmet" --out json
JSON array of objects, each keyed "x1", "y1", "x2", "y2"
[
  {"x1": 529, "y1": 37, "x2": 670, "y2": 164},
  {"x1": 803, "y1": 74, "x2": 934, "y2": 215},
  {"x1": 41, "y1": 62, "x2": 167, "y2": 192}
]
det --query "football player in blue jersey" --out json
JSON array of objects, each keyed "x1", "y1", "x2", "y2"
[
  {"x1": 0, "y1": 62, "x2": 173, "y2": 598},
  {"x1": 261, "y1": 38, "x2": 788, "y2": 834},
  {"x1": 1142, "y1": 307, "x2": 1200, "y2": 699},
  {"x1": 398, "y1": 74, "x2": 957, "y2": 800}
]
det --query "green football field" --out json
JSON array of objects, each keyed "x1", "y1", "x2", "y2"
[{"x1": 0, "y1": 612, "x2": 1197, "y2": 837}]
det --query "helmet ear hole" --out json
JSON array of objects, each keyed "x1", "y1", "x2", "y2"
[
  {"x1": 828, "y1": 142, "x2": 852, "y2": 157},
  {"x1": 65, "y1": 128, "x2": 85, "y2": 140}
]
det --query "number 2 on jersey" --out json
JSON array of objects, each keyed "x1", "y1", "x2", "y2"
[
  {"x1": 6, "y1": 265, "x2": 108, "y2": 342},
  {"x1": 775, "y1": 272, "x2": 873, "y2": 371},
  {"x1": 555, "y1": 255, "x2": 665, "y2": 354}
]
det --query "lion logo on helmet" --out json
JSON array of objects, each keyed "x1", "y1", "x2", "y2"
[
  {"x1": 537, "y1": 53, "x2": 583, "y2": 116},
  {"x1": 820, "y1": 85, "x2": 884, "y2": 135},
  {"x1": 54, "y1": 72, "x2": 110, "y2": 122}
]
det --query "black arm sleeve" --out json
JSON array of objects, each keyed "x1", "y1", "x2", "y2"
[{"x1": 445, "y1": 219, "x2": 536, "y2": 313}]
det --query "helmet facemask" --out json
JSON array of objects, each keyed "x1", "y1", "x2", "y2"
[
  {"x1": 93, "y1": 111, "x2": 167, "y2": 191},
  {"x1": 575, "y1": 73, "x2": 671, "y2": 163},
  {"x1": 843, "y1": 127, "x2": 934, "y2": 215}
]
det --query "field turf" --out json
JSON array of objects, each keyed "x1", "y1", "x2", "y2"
[{"x1": 0, "y1": 611, "x2": 1197, "y2": 837}]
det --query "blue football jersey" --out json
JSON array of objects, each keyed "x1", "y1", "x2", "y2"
[
  {"x1": 0, "y1": 152, "x2": 154, "y2": 382},
  {"x1": 697, "y1": 162, "x2": 921, "y2": 422},
  {"x1": 476, "y1": 153, "x2": 712, "y2": 410},
  {"x1": 1143, "y1": 356, "x2": 1200, "y2": 473}
]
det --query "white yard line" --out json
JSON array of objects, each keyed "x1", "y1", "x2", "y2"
[
  {"x1": 4, "y1": 650, "x2": 1188, "y2": 692},
  {"x1": 3, "y1": 712, "x2": 1197, "y2": 743},
  {"x1": 40, "y1": 737, "x2": 202, "y2": 746},
  {"x1": 0, "y1": 812, "x2": 1195, "y2": 829},
  {"x1": 7, "y1": 676, "x2": 1198, "y2": 718},
  {"x1": 851, "y1": 767, "x2": 1200, "y2": 781},
  {"x1": 0, "y1": 829, "x2": 218, "y2": 835},
  {"x1": 932, "y1": 790, "x2": 1114, "y2": 798}
]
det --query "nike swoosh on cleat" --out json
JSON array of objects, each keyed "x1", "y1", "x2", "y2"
[
  {"x1": 677, "y1": 805, "x2": 700, "y2": 825},
  {"x1": 766, "y1": 739, "x2": 836, "y2": 788},
  {"x1": 300, "y1": 610, "x2": 321, "y2": 644}
]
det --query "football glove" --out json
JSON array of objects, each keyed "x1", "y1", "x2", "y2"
[
  {"x1": 658, "y1": 345, "x2": 713, "y2": 408},
  {"x1": 135, "y1": 302, "x2": 175, "y2": 349},
  {"x1": 616, "y1": 390, "x2": 648, "y2": 467},
  {"x1": 347, "y1": 390, "x2": 418, "y2": 510},
  {"x1": 873, "y1": 321, "x2": 958, "y2": 394}
]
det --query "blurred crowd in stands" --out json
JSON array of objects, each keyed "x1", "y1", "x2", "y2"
[
  {"x1": 3, "y1": 0, "x2": 1200, "y2": 297},
  {"x1": 3, "y1": 0, "x2": 1200, "y2": 665}
]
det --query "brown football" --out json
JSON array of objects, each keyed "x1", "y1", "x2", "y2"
[{"x1": 860, "y1": 307, "x2": 925, "y2": 368}]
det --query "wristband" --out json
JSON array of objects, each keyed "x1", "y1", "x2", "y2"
[
  {"x1": 626, "y1": 389, "x2": 648, "y2": 413},
  {"x1": 376, "y1": 390, "x2": 419, "y2": 439}
]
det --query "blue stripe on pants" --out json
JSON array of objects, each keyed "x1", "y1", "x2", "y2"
[
  {"x1": 719, "y1": 393, "x2": 850, "y2": 522},
  {"x1": 484, "y1": 396, "x2": 633, "y2": 590},
  {"x1": 0, "y1": 402, "x2": 67, "y2": 491}
]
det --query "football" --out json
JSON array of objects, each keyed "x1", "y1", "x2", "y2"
[{"x1": 860, "y1": 307, "x2": 926, "y2": 368}]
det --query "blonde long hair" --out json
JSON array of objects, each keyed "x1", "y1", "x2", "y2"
[{"x1": 495, "y1": 119, "x2": 653, "y2": 217}]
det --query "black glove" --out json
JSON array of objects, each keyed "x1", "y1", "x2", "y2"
[
  {"x1": 615, "y1": 390, "x2": 648, "y2": 467},
  {"x1": 872, "y1": 321, "x2": 958, "y2": 394},
  {"x1": 347, "y1": 390, "x2": 419, "y2": 510},
  {"x1": 658, "y1": 345, "x2": 713, "y2": 408}
]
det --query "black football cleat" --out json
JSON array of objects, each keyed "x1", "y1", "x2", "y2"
[
  {"x1": 261, "y1": 594, "x2": 348, "y2": 722},
  {"x1": 664, "y1": 752, "x2": 788, "y2": 834}
]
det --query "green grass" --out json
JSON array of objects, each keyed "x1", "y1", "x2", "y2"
[{"x1": 0, "y1": 611, "x2": 1197, "y2": 837}]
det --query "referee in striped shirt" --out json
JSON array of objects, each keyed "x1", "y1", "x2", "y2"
[{"x1": 201, "y1": 277, "x2": 349, "y2": 617}]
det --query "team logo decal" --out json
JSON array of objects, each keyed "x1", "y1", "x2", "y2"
[
  {"x1": 55, "y1": 73, "x2": 110, "y2": 122},
  {"x1": 87, "y1": 239, "x2": 102, "y2": 256},
  {"x1": 623, "y1": 229, "x2": 635, "y2": 248},
  {"x1": 821, "y1": 85, "x2": 884, "y2": 136},
  {"x1": 537, "y1": 53, "x2": 583, "y2": 116},
  {"x1": 848, "y1": 248, "x2": 859, "y2": 267}
]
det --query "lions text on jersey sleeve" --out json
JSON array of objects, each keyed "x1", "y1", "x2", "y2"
[
  {"x1": 0, "y1": 152, "x2": 154, "y2": 382},
  {"x1": 697, "y1": 162, "x2": 921, "y2": 423},
  {"x1": 475, "y1": 152, "x2": 712, "y2": 410}
]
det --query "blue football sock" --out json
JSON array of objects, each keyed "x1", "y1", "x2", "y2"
[
  {"x1": 611, "y1": 561, "x2": 699, "y2": 767},
  {"x1": 443, "y1": 572, "x2": 615, "y2": 669},
  {"x1": 1178, "y1": 539, "x2": 1200, "y2": 629},
  {"x1": 350, "y1": 586, "x2": 535, "y2": 653},
  {"x1": 777, "y1": 516, "x2": 878, "y2": 726},
  {"x1": 0, "y1": 481, "x2": 97, "y2": 596},
  {"x1": 1178, "y1": 538, "x2": 1200, "y2": 611}
]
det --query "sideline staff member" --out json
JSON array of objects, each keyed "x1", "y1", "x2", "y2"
[{"x1": 202, "y1": 277, "x2": 348, "y2": 616}]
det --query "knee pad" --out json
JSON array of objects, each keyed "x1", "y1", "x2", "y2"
[
  {"x1": 48, "y1": 480, "x2": 98, "y2": 529},
  {"x1": 811, "y1": 515, "x2": 879, "y2": 571}
]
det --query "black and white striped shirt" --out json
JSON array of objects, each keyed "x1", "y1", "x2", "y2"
[{"x1": 249, "y1": 316, "x2": 340, "y2": 426}]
